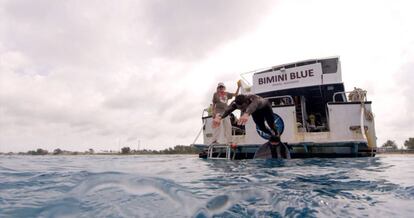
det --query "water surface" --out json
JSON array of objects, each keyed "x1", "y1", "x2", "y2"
[{"x1": 0, "y1": 154, "x2": 413, "y2": 217}]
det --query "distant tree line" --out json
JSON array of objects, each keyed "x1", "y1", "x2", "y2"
[
  {"x1": 27, "y1": 148, "x2": 49, "y2": 155},
  {"x1": 380, "y1": 138, "x2": 414, "y2": 151},
  {"x1": 3, "y1": 138, "x2": 412, "y2": 155},
  {"x1": 1, "y1": 145, "x2": 198, "y2": 155},
  {"x1": 120, "y1": 145, "x2": 198, "y2": 155},
  {"x1": 23, "y1": 148, "x2": 95, "y2": 155}
]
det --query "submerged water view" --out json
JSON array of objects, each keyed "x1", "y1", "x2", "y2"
[{"x1": 0, "y1": 154, "x2": 413, "y2": 217}]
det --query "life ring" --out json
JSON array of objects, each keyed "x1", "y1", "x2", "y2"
[{"x1": 256, "y1": 113, "x2": 284, "y2": 140}]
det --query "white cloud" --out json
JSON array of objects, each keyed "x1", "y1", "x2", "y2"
[{"x1": 0, "y1": 0, "x2": 275, "y2": 152}]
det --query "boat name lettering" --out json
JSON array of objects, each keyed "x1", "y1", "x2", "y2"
[{"x1": 258, "y1": 69, "x2": 315, "y2": 85}]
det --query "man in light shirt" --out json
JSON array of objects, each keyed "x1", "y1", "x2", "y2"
[{"x1": 211, "y1": 82, "x2": 240, "y2": 144}]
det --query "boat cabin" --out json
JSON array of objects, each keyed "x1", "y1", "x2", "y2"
[{"x1": 253, "y1": 57, "x2": 344, "y2": 133}]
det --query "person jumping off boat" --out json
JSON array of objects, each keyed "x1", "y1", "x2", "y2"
[
  {"x1": 213, "y1": 94, "x2": 279, "y2": 137},
  {"x1": 213, "y1": 94, "x2": 289, "y2": 159}
]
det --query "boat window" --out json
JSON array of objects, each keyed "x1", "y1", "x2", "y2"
[
  {"x1": 320, "y1": 58, "x2": 338, "y2": 74},
  {"x1": 266, "y1": 96, "x2": 294, "y2": 107}
]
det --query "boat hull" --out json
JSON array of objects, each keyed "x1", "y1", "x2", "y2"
[{"x1": 194, "y1": 141, "x2": 376, "y2": 160}]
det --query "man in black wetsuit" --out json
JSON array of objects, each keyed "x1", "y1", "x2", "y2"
[{"x1": 213, "y1": 94, "x2": 279, "y2": 137}]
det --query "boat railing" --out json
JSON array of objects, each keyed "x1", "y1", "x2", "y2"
[
  {"x1": 266, "y1": 95, "x2": 294, "y2": 106},
  {"x1": 201, "y1": 107, "x2": 213, "y2": 119},
  {"x1": 332, "y1": 89, "x2": 374, "y2": 155},
  {"x1": 333, "y1": 89, "x2": 367, "y2": 103}
]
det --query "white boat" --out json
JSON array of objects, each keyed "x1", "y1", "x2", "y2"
[{"x1": 193, "y1": 56, "x2": 377, "y2": 159}]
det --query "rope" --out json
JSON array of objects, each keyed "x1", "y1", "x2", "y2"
[{"x1": 191, "y1": 120, "x2": 206, "y2": 146}]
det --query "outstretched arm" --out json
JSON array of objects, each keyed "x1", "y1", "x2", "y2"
[
  {"x1": 221, "y1": 102, "x2": 237, "y2": 119},
  {"x1": 212, "y1": 102, "x2": 237, "y2": 128}
]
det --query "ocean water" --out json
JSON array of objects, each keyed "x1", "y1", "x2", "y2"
[{"x1": 0, "y1": 154, "x2": 413, "y2": 218}]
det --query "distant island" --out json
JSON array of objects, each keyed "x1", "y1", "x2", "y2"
[
  {"x1": 2, "y1": 138, "x2": 413, "y2": 155},
  {"x1": 0, "y1": 145, "x2": 199, "y2": 155},
  {"x1": 377, "y1": 138, "x2": 414, "y2": 154}
]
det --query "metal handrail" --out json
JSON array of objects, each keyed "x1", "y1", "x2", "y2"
[
  {"x1": 332, "y1": 92, "x2": 347, "y2": 102},
  {"x1": 333, "y1": 90, "x2": 367, "y2": 103},
  {"x1": 266, "y1": 95, "x2": 294, "y2": 105}
]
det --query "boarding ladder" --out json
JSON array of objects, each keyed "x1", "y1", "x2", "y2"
[{"x1": 207, "y1": 144, "x2": 232, "y2": 160}]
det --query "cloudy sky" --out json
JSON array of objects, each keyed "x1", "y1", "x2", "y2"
[{"x1": 0, "y1": 0, "x2": 413, "y2": 152}]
